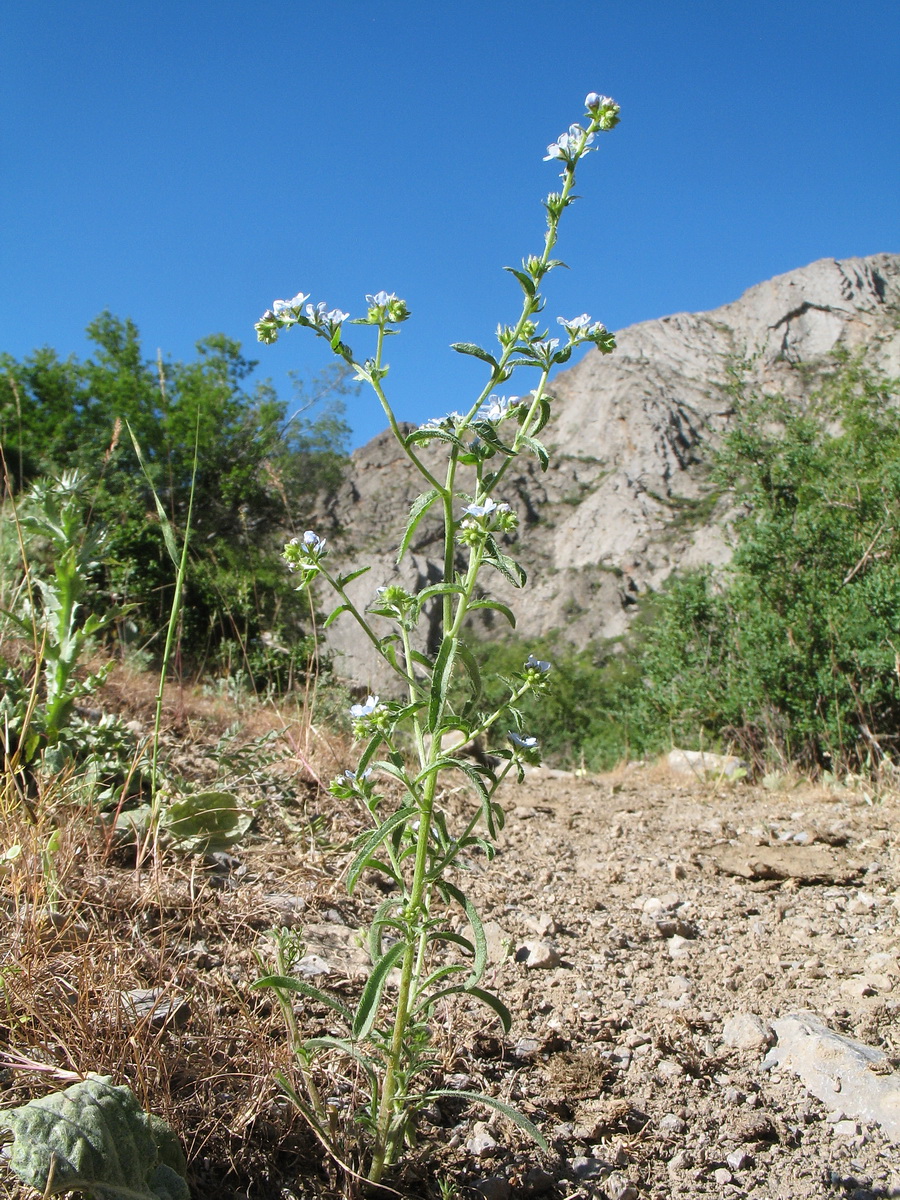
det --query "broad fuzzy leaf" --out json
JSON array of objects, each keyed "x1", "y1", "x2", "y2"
[
  {"x1": 162, "y1": 790, "x2": 252, "y2": 853},
  {"x1": 0, "y1": 1074, "x2": 189, "y2": 1200}
]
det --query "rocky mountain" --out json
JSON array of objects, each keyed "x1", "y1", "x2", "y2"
[{"x1": 313, "y1": 253, "x2": 900, "y2": 690}]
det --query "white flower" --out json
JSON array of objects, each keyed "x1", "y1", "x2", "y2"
[
  {"x1": 557, "y1": 313, "x2": 592, "y2": 333},
  {"x1": 349, "y1": 695, "x2": 380, "y2": 719},
  {"x1": 326, "y1": 308, "x2": 349, "y2": 324},
  {"x1": 419, "y1": 410, "x2": 466, "y2": 432},
  {"x1": 366, "y1": 291, "x2": 395, "y2": 307},
  {"x1": 508, "y1": 732, "x2": 538, "y2": 749},
  {"x1": 303, "y1": 530, "x2": 326, "y2": 553},
  {"x1": 585, "y1": 92, "x2": 615, "y2": 111},
  {"x1": 525, "y1": 655, "x2": 551, "y2": 673},
  {"x1": 272, "y1": 290, "x2": 310, "y2": 315},
  {"x1": 543, "y1": 124, "x2": 594, "y2": 162},
  {"x1": 476, "y1": 395, "x2": 518, "y2": 423},
  {"x1": 463, "y1": 499, "x2": 498, "y2": 518}
]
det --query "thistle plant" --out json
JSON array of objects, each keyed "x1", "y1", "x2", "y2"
[{"x1": 253, "y1": 92, "x2": 621, "y2": 1185}]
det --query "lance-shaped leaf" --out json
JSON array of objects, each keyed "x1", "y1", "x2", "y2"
[
  {"x1": 397, "y1": 488, "x2": 442, "y2": 563},
  {"x1": 422, "y1": 1089, "x2": 547, "y2": 1151},
  {"x1": 502, "y1": 266, "x2": 536, "y2": 297},
  {"x1": 347, "y1": 806, "x2": 416, "y2": 894},
  {"x1": 467, "y1": 598, "x2": 516, "y2": 627},
  {"x1": 449, "y1": 342, "x2": 499, "y2": 369},
  {"x1": 252, "y1": 974, "x2": 352, "y2": 1023},
  {"x1": 520, "y1": 434, "x2": 550, "y2": 471},
  {"x1": 415, "y1": 983, "x2": 512, "y2": 1034},
  {"x1": 0, "y1": 1074, "x2": 189, "y2": 1200},
  {"x1": 428, "y1": 637, "x2": 458, "y2": 730},
  {"x1": 439, "y1": 879, "x2": 487, "y2": 983},
  {"x1": 352, "y1": 940, "x2": 406, "y2": 1039}
]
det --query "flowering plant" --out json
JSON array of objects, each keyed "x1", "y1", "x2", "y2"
[{"x1": 253, "y1": 92, "x2": 620, "y2": 1185}]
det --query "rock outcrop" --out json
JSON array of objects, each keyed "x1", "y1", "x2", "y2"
[{"x1": 313, "y1": 254, "x2": 900, "y2": 689}]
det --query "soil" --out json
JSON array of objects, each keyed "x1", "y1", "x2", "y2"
[{"x1": 2, "y1": 707, "x2": 900, "y2": 1200}]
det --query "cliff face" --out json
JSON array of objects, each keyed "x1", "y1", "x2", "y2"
[{"x1": 312, "y1": 254, "x2": 900, "y2": 690}]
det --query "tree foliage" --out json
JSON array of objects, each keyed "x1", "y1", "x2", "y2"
[
  {"x1": 633, "y1": 355, "x2": 900, "y2": 770},
  {"x1": 1, "y1": 314, "x2": 353, "y2": 663}
]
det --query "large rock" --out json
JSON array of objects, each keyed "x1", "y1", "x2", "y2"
[{"x1": 314, "y1": 254, "x2": 900, "y2": 689}]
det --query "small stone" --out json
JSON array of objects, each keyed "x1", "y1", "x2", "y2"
[
  {"x1": 657, "y1": 1059, "x2": 684, "y2": 1080},
  {"x1": 721, "y1": 1013, "x2": 774, "y2": 1051},
  {"x1": 712, "y1": 1167, "x2": 733, "y2": 1185},
  {"x1": 521, "y1": 1166, "x2": 555, "y2": 1195},
  {"x1": 833, "y1": 1120, "x2": 861, "y2": 1137},
  {"x1": 475, "y1": 1175, "x2": 510, "y2": 1200},
  {"x1": 517, "y1": 940, "x2": 561, "y2": 969},
  {"x1": 722, "y1": 1087, "x2": 745, "y2": 1105},
  {"x1": 658, "y1": 1113, "x2": 686, "y2": 1135},
  {"x1": 726, "y1": 1150, "x2": 752, "y2": 1171},
  {"x1": 467, "y1": 1125, "x2": 499, "y2": 1157},
  {"x1": 668, "y1": 975, "x2": 692, "y2": 996},
  {"x1": 604, "y1": 1174, "x2": 638, "y2": 1200},
  {"x1": 667, "y1": 934, "x2": 692, "y2": 959},
  {"x1": 120, "y1": 988, "x2": 190, "y2": 1030},
  {"x1": 842, "y1": 978, "x2": 876, "y2": 998},
  {"x1": 293, "y1": 954, "x2": 331, "y2": 977},
  {"x1": 513, "y1": 1037, "x2": 542, "y2": 1060},
  {"x1": 571, "y1": 1156, "x2": 606, "y2": 1180},
  {"x1": 667, "y1": 1150, "x2": 692, "y2": 1174}
]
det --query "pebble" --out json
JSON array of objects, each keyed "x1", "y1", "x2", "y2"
[
  {"x1": 604, "y1": 1175, "x2": 639, "y2": 1200},
  {"x1": 120, "y1": 988, "x2": 190, "y2": 1030},
  {"x1": 512, "y1": 1037, "x2": 542, "y2": 1060},
  {"x1": 517, "y1": 940, "x2": 561, "y2": 969},
  {"x1": 658, "y1": 1113, "x2": 687, "y2": 1135},
  {"x1": 712, "y1": 1167, "x2": 733, "y2": 1185},
  {"x1": 292, "y1": 954, "x2": 331, "y2": 978},
  {"x1": 833, "y1": 1120, "x2": 862, "y2": 1137},
  {"x1": 467, "y1": 1125, "x2": 499, "y2": 1157},
  {"x1": 570, "y1": 1156, "x2": 607, "y2": 1180},
  {"x1": 521, "y1": 1167, "x2": 555, "y2": 1195},
  {"x1": 657, "y1": 1059, "x2": 684, "y2": 1080},
  {"x1": 667, "y1": 934, "x2": 692, "y2": 959},
  {"x1": 668, "y1": 974, "x2": 692, "y2": 996},
  {"x1": 721, "y1": 1013, "x2": 774, "y2": 1051},
  {"x1": 726, "y1": 1150, "x2": 752, "y2": 1171},
  {"x1": 475, "y1": 1176, "x2": 510, "y2": 1200}
]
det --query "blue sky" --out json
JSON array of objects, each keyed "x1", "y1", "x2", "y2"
[{"x1": 3, "y1": 1, "x2": 898, "y2": 448}]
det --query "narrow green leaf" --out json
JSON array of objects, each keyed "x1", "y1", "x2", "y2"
[
  {"x1": 503, "y1": 266, "x2": 536, "y2": 297},
  {"x1": 406, "y1": 427, "x2": 464, "y2": 449},
  {"x1": 347, "y1": 806, "x2": 416, "y2": 894},
  {"x1": 468, "y1": 598, "x2": 516, "y2": 628},
  {"x1": 252, "y1": 974, "x2": 352, "y2": 1023},
  {"x1": 483, "y1": 551, "x2": 527, "y2": 589},
  {"x1": 356, "y1": 732, "x2": 386, "y2": 776},
  {"x1": 424, "y1": 1089, "x2": 547, "y2": 1150},
  {"x1": 397, "y1": 488, "x2": 441, "y2": 563},
  {"x1": 440, "y1": 879, "x2": 487, "y2": 983},
  {"x1": 335, "y1": 566, "x2": 372, "y2": 587},
  {"x1": 457, "y1": 642, "x2": 483, "y2": 705},
  {"x1": 449, "y1": 342, "x2": 499, "y2": 369},
  {"x1": 520, "y1": 435, "x2": 550, "y2": 471},
  {"x1": 368, "y1": 897, "x2": 405, "y2": 962},
  {"x1": 428, "y1": 636, "x2": 458, "y2": 731},
  {"x1": 352, "y1": 940, "x2": 406, "y2": 1039},
  {"x1": 127, "y1": 424, "x2": 179, "y2": 565},
  {"x1": 323, "y1": 602, "x2": 350, "y2": 629},
  {"x1": 303, "y1": 1036, "x2": 379, "y2": 1092}
]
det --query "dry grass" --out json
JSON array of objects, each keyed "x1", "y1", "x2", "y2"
[{"x1": 0, "y1": 672, "x2": 383, "y2": 1200}]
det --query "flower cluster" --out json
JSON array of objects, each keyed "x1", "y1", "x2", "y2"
[
  {"x1": 475, "y1": 395, "x2": 519, "y2": 424},
  {"x1": 255, "y1": 291, "x2": 349, "y2": 344},
  {"x1": 457, "y1": 498, "x2": 517, "y2": 546},
  {"x1": 361, "y1": 291, "x2": 410, "y2": 325},
  {"x1": 584, "y1": 92, "x2": 621, "y2": 130},
  {"x1": 557, "y1": 314, "x2": 617, "y2": 355},
  {"x1": 544, "y1": 122, "x2": 595, "y2": 165}
]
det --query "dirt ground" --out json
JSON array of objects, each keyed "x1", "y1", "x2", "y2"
[{"x1": 2, "y1": 726, "x2": 900, "y2": 1200}]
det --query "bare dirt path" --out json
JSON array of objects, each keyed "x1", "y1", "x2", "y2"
[{"x1": 443, "y1": 767, "x2": 900, "y2": 1200}]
